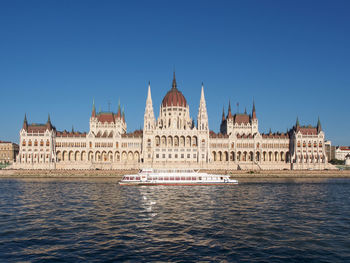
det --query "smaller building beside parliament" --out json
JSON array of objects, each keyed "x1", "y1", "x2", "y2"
[{"x1": 14, "y1": 73, "x2": 333, "y2": 170}]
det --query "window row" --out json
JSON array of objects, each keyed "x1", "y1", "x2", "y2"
[
  {"x1": 155, "y1": 153, "x2": 197, "y2": 159},
  {"x1": 22, "y1": 140, "x2": 50, "y2": 147},
  {"x1": 56, "y1": 142, "x2": 86, "y2": 148},
  {"x1": 297, "y1": 141, "x2": 323, "y2": 148},
  {"x1": 154, "y1": 136, "x2": 199, "y2": 147}
]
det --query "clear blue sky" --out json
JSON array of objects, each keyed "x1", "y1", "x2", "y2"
[{"x1": 0, "y1": 0, "x2": 349, "y2": 145}]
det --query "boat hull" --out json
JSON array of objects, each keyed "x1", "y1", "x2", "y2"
[{"x1": 119, "y1": 181, "x2": 238, "y2": 186}]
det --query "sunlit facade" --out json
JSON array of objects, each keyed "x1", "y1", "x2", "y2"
[{"x1": 15, "y1": 74, "x2": 331, "y2": 170}]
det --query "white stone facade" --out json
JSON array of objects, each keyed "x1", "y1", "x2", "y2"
[
  {"x1": 14, "y1": 74, "x2": 330, "y2": 170},
  {"x1": 335, "y1": 146, "x2": 350, "y2": 161}
]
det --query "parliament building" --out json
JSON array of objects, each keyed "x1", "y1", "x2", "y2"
[{"x1": 14, "y1": 73, "x2": 331, "y2": 170}]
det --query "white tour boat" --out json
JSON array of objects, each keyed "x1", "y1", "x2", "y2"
[{"x1": 119, "y1": 168, "x2": 238, "y2": 186}]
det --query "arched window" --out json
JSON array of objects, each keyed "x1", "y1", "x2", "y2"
[
  {"x1": 46, "y1": 140, "x2": 50, "y2": 146},
  {"x1": 22, "y1": 140, "x2": 26, "y2": 146},
  {"x1": 34, "y1": 140, "x2": 38, "y2": 146}
]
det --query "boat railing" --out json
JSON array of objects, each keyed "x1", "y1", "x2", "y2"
[{"x1": 152, "y1": 169, "x2": 196, "y2": 174}]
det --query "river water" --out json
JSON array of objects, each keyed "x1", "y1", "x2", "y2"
[{"x1": 0, "y1": 178, "x2": 349, "y2": 262}]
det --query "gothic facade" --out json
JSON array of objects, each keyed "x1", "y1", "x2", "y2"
[{"x1": 14, "y1": 74, "x2": 331, "y2": 170}]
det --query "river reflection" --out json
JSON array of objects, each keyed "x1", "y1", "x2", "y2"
[{"x1": 0, "y1": 178, "x2": 349, "y2": 262}]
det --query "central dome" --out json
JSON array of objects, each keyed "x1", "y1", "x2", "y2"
[{"x1": 161, "y1": 73, "x2": 187, "y2": 107}]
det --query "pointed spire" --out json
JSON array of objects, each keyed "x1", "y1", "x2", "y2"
[
  {"x1": 172, "y1": 71, "x2": 177, "y2": 90},
  {"x1": 122, "y1": 106, "x2": 125, "y2": 122},
  {"x1": 252, "y1": 100, "x2": 257, "y2": 119},
  {"x1": 117, "y1": 99, "x2": 121, "y2": 118},
  {"x1": 200, "y1": 82, "x2": 205, "y2": 101},
  {"x1": 244, "y1": 107, "x2": 247, "y2": 114},
  {"x1": 222, "y1": 106, "x2": 226, "y2": 122},
  {"x1": 197, "y1": 82, "x2": 208, "y2": 130},
  {"x1": 72, "y1": 125, "x2": 74, "y2": 133},
  {"x1": 296, "y1": 116, "x2": 300, "y2": 128},
  {"x1": 22, "y1": 113, "x2": 28, "y2": 130},
  {"x1": 46, "y1": 113, "x2": 53, "y2": 130},
  {"x1": 92, "y1": 99, "x2": 96, "y2": 117},
  {"x1": 144, "y1": 81, "x2": 155, "y2": 130},
  {"x1": 317, "y1": 117, "x2": 322, "y2": 132},
  {"x1": 227, "y1": 101, "x2": 233, "y2": 119},
  {"x1": 147, "y1": 82, "x2": 152, "y2": 103}
]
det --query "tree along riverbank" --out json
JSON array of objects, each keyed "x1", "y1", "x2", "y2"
[{"x1": 1, "y1": 169, "x2": 350, "y2": 178}]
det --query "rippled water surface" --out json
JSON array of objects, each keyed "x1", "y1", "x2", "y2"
[{"x1": 1, "y1": 178, "x2": 350, "y2": 262}]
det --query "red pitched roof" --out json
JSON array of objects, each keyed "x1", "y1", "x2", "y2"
[
  {"x1": 339, "y1": 146, "x2": 350, "y2": 151},
  {"x1": 56, "y1": 131, "x2": 87, "y2": 137},
  {"x1": 97, "y1": 113, "x2": 115, "y2": 123},
  {"x1": 121, "y1": 129, "x2": 143, "y2": 138},
  {"x1": 297, "y1": 127, "x2": 318, "y2": 135},
  {"x1": 234, "y1": 114, "x2": 250, "y2": 124},
  {"x1": 27, "y1": 124, "x2": 49, "y2": 133}
]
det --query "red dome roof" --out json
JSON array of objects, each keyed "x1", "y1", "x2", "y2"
[{"x1": 161, "y1": 73, "x2": 187, "y2": 107}]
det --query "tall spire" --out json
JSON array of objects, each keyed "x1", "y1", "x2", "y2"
[
  {"x1": 46, "y1": 113, "x2": 53, "y2": 130},
  {"x1": 222, "y1": 106, "x2": 226, "y2": 122},
  {"x1": 200, "y1": 82, "x2": 205, "y2": 103},
  {"x1": 227, "y1": 100, "x2": 233, "y2": 119},
  {"x1": 122, "y1": 106, "x2": 125, "y2": 122},
  {"x1": 317, "y1": 117, "x2": 322, "y2": 132},
  {"x1": 22, "y1": 113, "x2": 28, "y2": 130},
  {"x1": 252, "y1": 100, "x2": 256, "y2": 119},
  {"x1": 197, "y1": 82, "x2": 208, "y2": 130},
  {"x1": 117, "y1": 99, "x2": 121, "y2": 118},
  {"x1": 92, "y1": 99, "x2": 96, "y2": 117},
  {"x1": 172, "y1": 71, "x2": 177, "y2": 90},
  {"x1": 147, "y1": 81, "x2": 152, "y2": 103},
  {"x1": 144, "y1": 81, "x2": 155, "y2": 131},
  {"x1": 296, "y1": 116, "x2": 300, "y2": 128}
]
